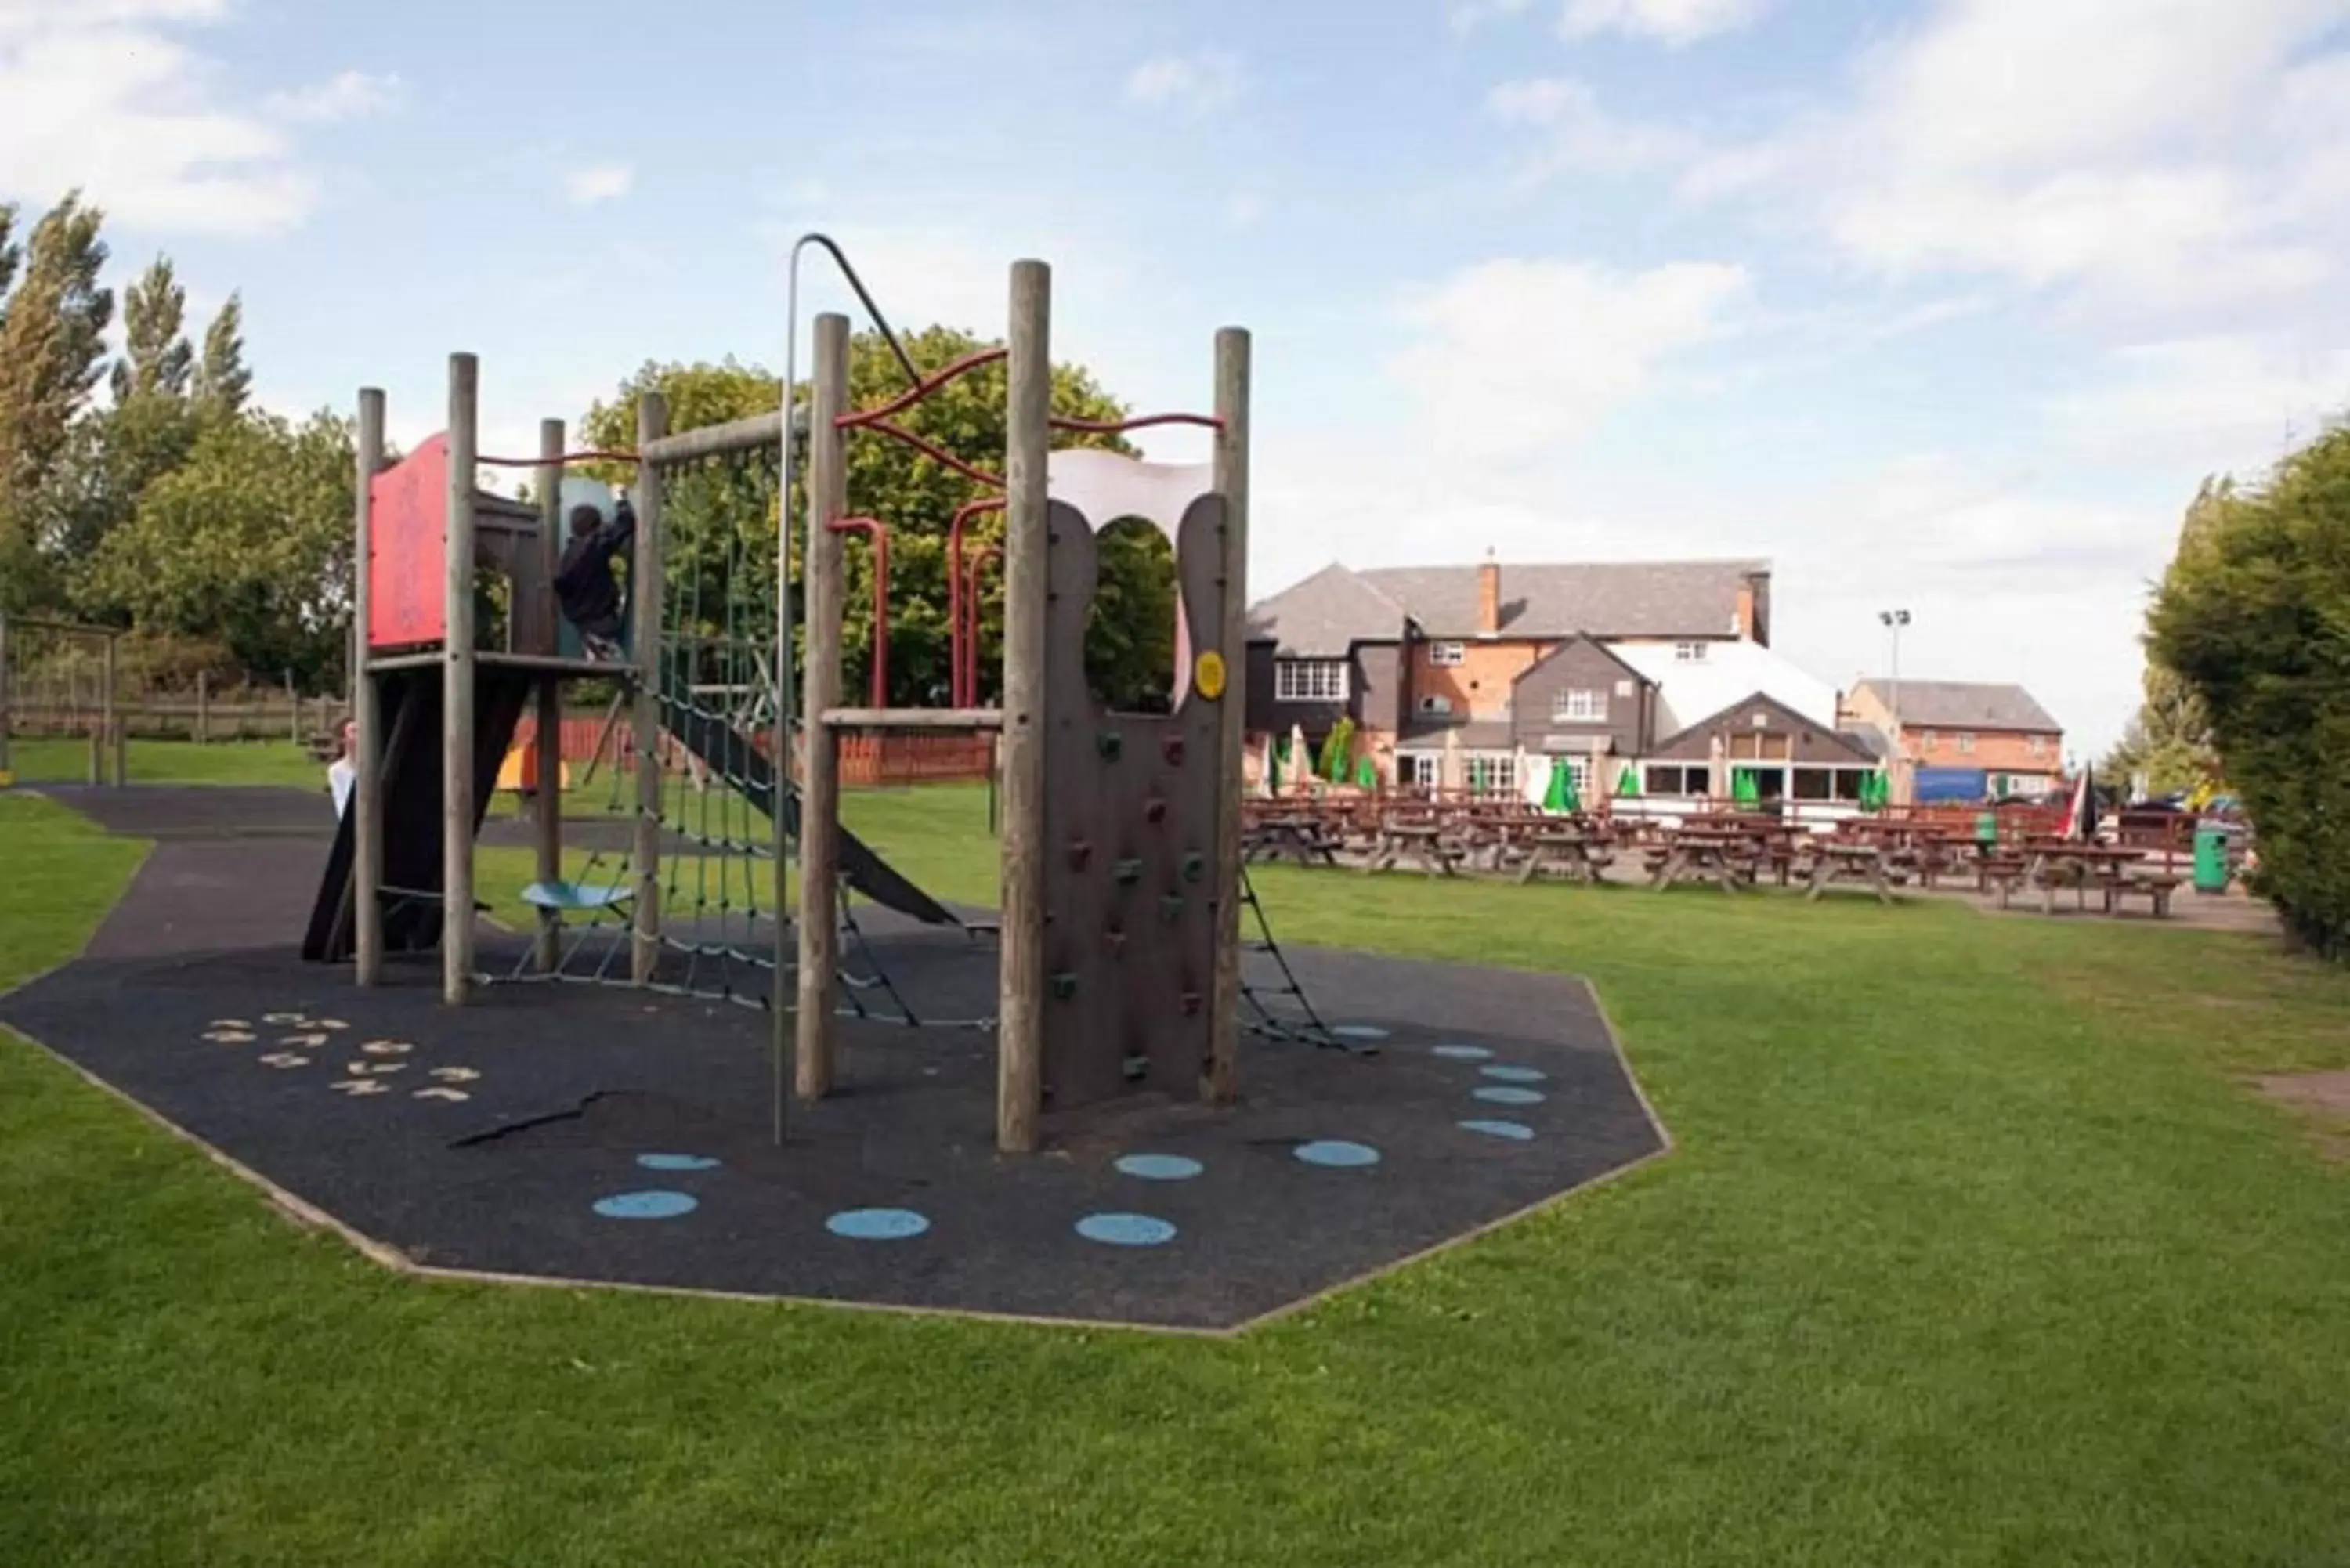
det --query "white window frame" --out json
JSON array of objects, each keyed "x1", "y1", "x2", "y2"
[
  {"x1": 1470, "y1": 752, "x2": 1516, "y2": 795},
  {"x1": 1274, "y1": 658, "x2": 1349, "y2": 703},
  {"x1": 1958, "y1": 732, "x2": 1976, "y2": 754},
  {"x1": 2028, "y1": 733, "x2": 2046, "y2": 757},
  {"x1": 1674, "y1": 641, "x2": 1709, "y2": 663},
  {"x1": 1417, "y1": 693, "x2": 1452, "y2": 716},
  {"x1": 1553, "y1": 688, "x2": 1605, "y2": 723},
  {"x1": 1428, "y1": 641, "x2": 1466, "y2": 667},
  {"x1": 1407, "y1": 753, "x2": 1440, "y2": 788}
]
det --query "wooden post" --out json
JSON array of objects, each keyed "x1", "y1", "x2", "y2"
[
  {"x1": 794, "y1": 314, "x2": 850, "y2": 1101},
  {"x1": 997, "y1": 260, "x2": 1050, "y2": 1154},
  {"x1": 353, "y1": 388, "x2": 386, "y2": 986},
  {"x1": 286, "y1": 670, "x2": 299, "y2": 743},
  {"x1": 443, "y1": 354, "x2": 479, "y2": 1005},
  {"x1": 630, "y1": 393, "x2": 666, "y2": 984},
  {"x1": 1206, "y1": 327, "x2": 1250, "y2": 1104},
  {"x1": 101, "y1": 633, "x2": 121, "y2": 786},
  {"x1": 195, "y1": 670, "x2": 210, "y2": 744},
  {"x1": 533, "y1": 417, "x2": 566, "y2": 974}
]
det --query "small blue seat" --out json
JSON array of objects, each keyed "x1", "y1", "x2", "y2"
[{"x1": 520, "y1": 880, "x2": 633, "y2": 912}]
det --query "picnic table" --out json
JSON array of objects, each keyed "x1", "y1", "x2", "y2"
[
  {"x1": 1365, "y1": 815, "x2": 1466, "y2": 877},
  {"x1": 1242, "y1": 808, "x2": 1341, "y2": 867},
  {"x1": 1647, "y1": 826, "x2": 1759, "y2": 893},
  {"x1": 1806, "y1": 840, "x2": 1893, "y2": 904},
  {"x1": 2010, "y1": 839, "x2": 2177, "y2": 917},
  {"x1": 1517, "y1": 825, "x2": 1615, "y2": 885}
]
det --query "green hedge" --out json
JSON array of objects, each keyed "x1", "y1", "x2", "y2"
[{"x1": 2151, "y1": 425, "x2": 2350, "y2": 958}]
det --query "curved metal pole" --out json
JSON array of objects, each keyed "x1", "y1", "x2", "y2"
[{"x1": 775, "y1": 231, "x2": 929, "y2": 1143}]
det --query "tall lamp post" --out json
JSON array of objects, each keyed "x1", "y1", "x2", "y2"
[{"x1": 1879, "y1": 609, "x2": 1911, "y2": 800}]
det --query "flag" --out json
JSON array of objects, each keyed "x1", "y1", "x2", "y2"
[{"x1": 2059, "y1": 767, "x2": 2095, "y2": 840}]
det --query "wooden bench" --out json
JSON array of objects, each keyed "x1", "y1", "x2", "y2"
[{"x1": 2105, "y1": 873, "x2": 2182, "y2": 919}]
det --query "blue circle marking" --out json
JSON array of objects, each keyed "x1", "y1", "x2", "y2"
[
  {"x1": 1473, "y1": 1086, "x2": 1547, "y2": 1106},
  {"x1": 1295, "y1": 1139, "x2": 1381, "y2": 1169},
  {"x1": 1077, "y1": 1212, "x2": 1177, "y2": 1246},
  {"x1": 1332, "y1": 1024, "x2": 1390, "y2": 1041},
  {"x1": 1480, "y1": 1065, "x2": 1548, "y2": 1084},
  {"x1": 1459, "y1": 1118, "x2": 1537, "y2": 1142},
  {"x1": 593, "y1": 1190, "x2": 698, "y2": 1219},
  {"x1": 637, "y1": 1153, "x2": 721, "y2": 1172},
  {"x1": 1115, "y1": 1153, "x2": 1205, "y2": 1182},
  {"x1": 1431, "y1": 1044, "x2": 1494, "y2": 1061},
  {"x1": 826, "y1": 1208, "x2": 931, "y2": 1241}
]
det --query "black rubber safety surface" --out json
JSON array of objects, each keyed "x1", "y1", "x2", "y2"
[{"x1": 7, "y1": 789, "x2": 1667, "y2": 1331}]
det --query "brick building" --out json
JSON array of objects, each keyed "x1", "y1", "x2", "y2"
[
  {"x1": 1841, "y1": 680, "x2": 2063, "y2": 798},
  {"x1": 1245, "y1": 555, "x2": 1881, "y2": 802}
]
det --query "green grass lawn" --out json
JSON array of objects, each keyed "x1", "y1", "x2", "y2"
[
  {"x1": 5, "y1": 786, "x2": 2350, "y2": 1566},
  {"x1": 2, "y1": 736, "x2": 328, "y2": 790}
]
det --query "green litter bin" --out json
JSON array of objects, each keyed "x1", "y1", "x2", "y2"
[{"x1": 2192, "y1": 824, "x2": 2229, "y2": 893}]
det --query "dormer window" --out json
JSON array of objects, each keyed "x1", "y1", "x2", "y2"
[{"x1": 1675, "y1": 641, "x2": 1708, "y2": 663}]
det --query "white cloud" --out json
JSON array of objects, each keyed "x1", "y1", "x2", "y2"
[
  {"x1": 2047, "y1": 336, "x2": 2350, "y2": 470},
  {"x1": 1486, "y1": 77, "x2": 1695, "y2": 178},
  {"x1": 1124, "y1": 52, "x2": 1241, "y2": 117},
  {"x1": 1448, "y1": 0, "x2": 1535, "y2": 33},
  {"x1": 0, "y1": 0, "x2": 317, "y2": 237},
  {"x1": 266, "y1": 70, "x2": 402, "y2": 125},
  {"x1": 1225, "y1": 192, "x2": 1266, "y2": 229},
  {"x1": 1557, "y1": 0, "x2": 1766, "y2": 45},
  {"x1": 1683, "y1": 0, "x2": 2350, "y2": 319},
  {"x1": 564, "y1": 163, "x2": 634, "y2": 206},
  {"x1": 1390, "y1": 257, "x2": 1751, "y2": 460}
]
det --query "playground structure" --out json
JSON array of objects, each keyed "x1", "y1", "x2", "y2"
[
  {"x1": 316, "y1": 249, "x2": 1325, "y2": 1154},
  {"x1": 0, "y1": 614, "x2": 127, "y2": 787}
]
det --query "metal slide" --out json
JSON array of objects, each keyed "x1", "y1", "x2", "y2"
[{"x1": 649, "y1": 670, "x2": 960, "y2": 929}]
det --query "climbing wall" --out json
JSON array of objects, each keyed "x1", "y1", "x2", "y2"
[{"x1": 1040, "y1": 495, "x2": 1229, "y2": 1110}]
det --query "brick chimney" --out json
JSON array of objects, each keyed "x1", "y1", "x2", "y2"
[
  {"x1": 1477, "y1": 551, "x2": 1500, "y2": 637},
  {"x1": 1734, "y1": 580, "x2": 1756, "y2": 641}
]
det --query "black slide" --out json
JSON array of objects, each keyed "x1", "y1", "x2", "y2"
[
  {"x1": 651, "y1": 670, "x2": 960, "y2": 929},
  {"x1": 302, "y1": 667, "x2": 533, "y2": 963}
]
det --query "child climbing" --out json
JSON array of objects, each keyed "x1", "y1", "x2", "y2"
[{"x1": 555, "y1": 493, "x2": 636, "y2": 660}]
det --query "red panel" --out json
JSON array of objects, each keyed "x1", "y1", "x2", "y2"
[{"x1": 367, "y1": 435, "x2": 448, "y2": 649}]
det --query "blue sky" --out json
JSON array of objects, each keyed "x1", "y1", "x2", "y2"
[{"x1": 7, "y1": 0, "x2": 2350, "y2": 755}]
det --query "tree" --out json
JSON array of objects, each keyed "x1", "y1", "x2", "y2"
[
  {"x1": 2106, "y1": 479, "x2": 2232, "y2": 793},
  {"x1": 110, "y1": 255, "x2": 194, "y2": 403},
  {"x1": 0, "y1": 191, "x2": 113, "y2": 612},
  {"x1": 2149, "y1": 421, "x2": 2350, "y2": 958},
  {"x1": 578, "y1": 329, "x2": 1167, "y2": 709},
  {"x1": 193, "y1": 292, "x2": 252, "y2": 420},
  {"x1": 81, "y1": 410, "x2": 356, "y2": 689}
]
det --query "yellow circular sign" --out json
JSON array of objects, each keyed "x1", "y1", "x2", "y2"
[{"x1": 1195, "y1": 650, "x2": 1228, "y2": 701}]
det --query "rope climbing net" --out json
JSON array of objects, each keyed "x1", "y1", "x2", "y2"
[{"x1": 504, "y1": 441, "x2": 915, "y2": 1020}]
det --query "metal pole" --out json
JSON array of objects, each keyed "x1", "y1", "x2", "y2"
[
  {"x1": 195, "y1": 669, "x2": 209, "y2": 745},
  {"x1": 996, "y1": 260, "x2": 1050, "y2": 1154},
  {"x1": 443, "y1": 353, "x2": 479, "y2": 1005},
  {"x1": 1206, "y1": 326, "x2": 1251, "y2": 1106},
  {"x1": 795, "y1": 313, "x2": 850, "y2": 1103},
  {"x1": 354, "y1": 388, "x2": 386, "y2": 985},
  {"x1": 631, "y1": 393, "x2": 667, "y2": 984},
  {"x1": 532, "y1": 419, "x2": 566, "y2": 974}
]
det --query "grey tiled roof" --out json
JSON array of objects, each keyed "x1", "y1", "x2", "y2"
[
  {"x1": 1853, "y1": 680, "x2": 2060, "y2": 733},
  {"x1": 1245, "y1": 563, "x2": 1408, "y2": 656},
  {"x1": 1356, "y1": 559, "x2": 1766, "y2": 639}
]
